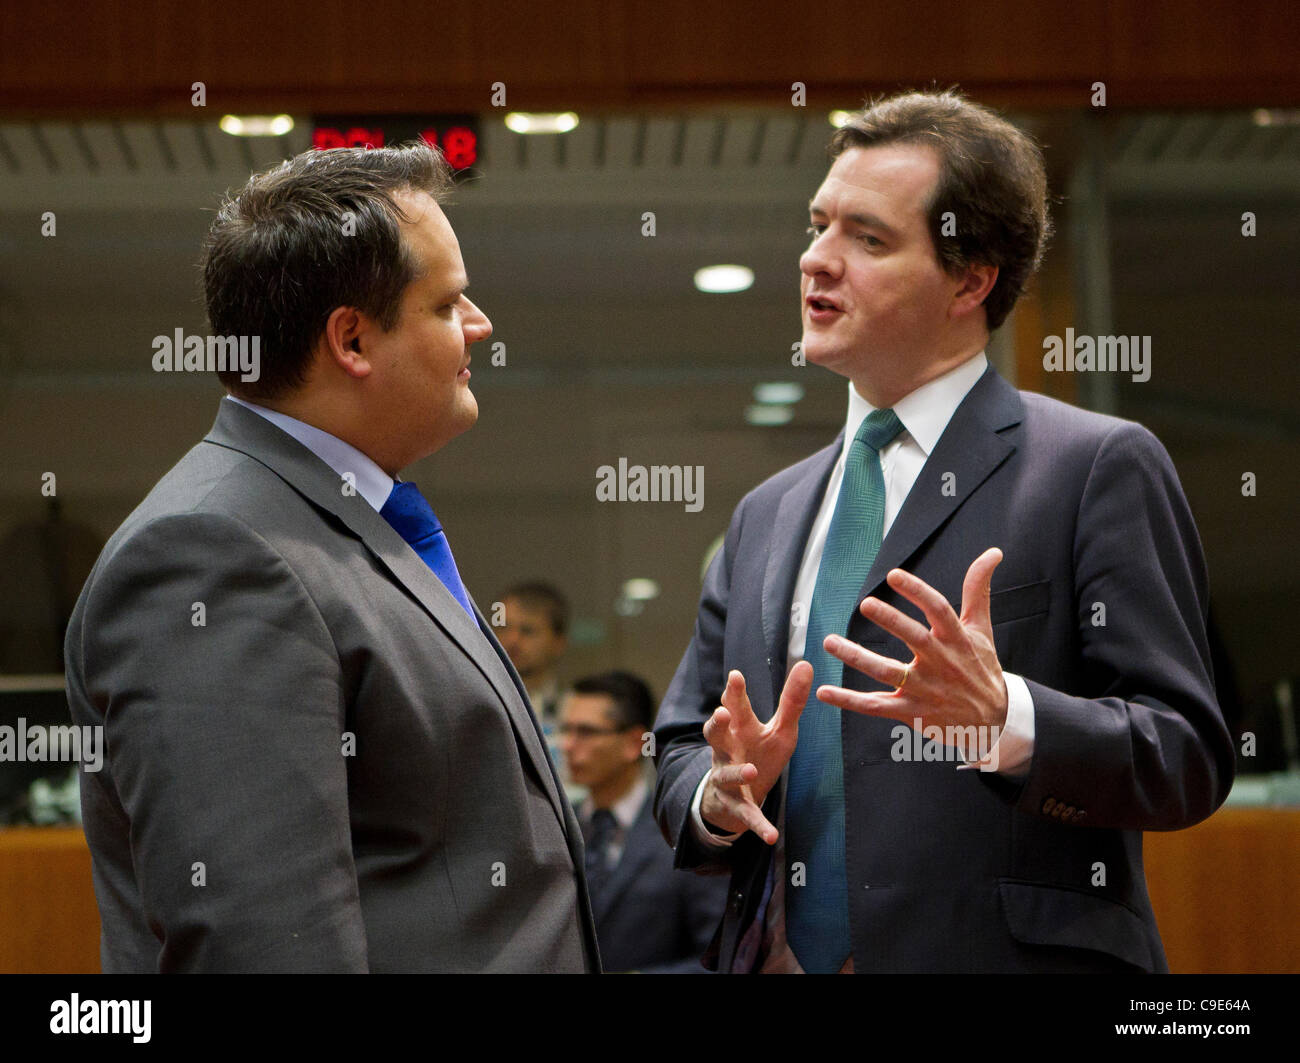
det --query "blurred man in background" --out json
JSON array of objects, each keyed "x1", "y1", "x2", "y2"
[{"x1": 562, "y1": 671, "x2": 726, "y2": 972}]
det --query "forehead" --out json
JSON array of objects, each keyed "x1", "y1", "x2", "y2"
[
  {"x1": 392, "y1": 188, "x2": 461, "y2": 278},
  {"x1": 811, "y1": 143, "x2": 941, "y2": 225},
  {"x1": 562, "y1": 693, "x2": 618, "y2": 722}
]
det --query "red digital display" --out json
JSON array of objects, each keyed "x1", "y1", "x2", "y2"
[{"x1": 311, "y1": 116, "x2": 479, "y2": 170}]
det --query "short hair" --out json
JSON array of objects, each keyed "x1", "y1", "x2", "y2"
[
  {"x1": 202, "y1": 141, "x2": 454, "y2": 400},
  {"x1": 501, "y1": 582, "x2": 569, "y2": 637},
  {"x1": 570, "y1": 671, "x2": 655, "y2": 733},
  {"x1": 828, "y1": 88, "x2": 1052, "y2": 331}
]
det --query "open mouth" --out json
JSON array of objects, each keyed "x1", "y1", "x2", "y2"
[{"x1": 805, "y1": 294, "x2": 843, "y2": 318}]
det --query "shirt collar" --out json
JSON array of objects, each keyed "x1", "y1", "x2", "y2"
[
  {"x1": 841, "y1": 352, "x2": 988, "y2": 460},
  {"x1": 224, "y1": 395, "x2": 395, "y2": 512},
  {"x1": 584, "y1": 772, "x2": 648, "y2": 832}
]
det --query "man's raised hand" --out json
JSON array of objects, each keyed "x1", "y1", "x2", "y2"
[{"x1": 699, "y1": 661, "x2": 812, "y2": 845}]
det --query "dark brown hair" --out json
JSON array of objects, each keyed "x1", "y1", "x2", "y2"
[
  {"x1": 502, "y1": 582, "x2": 570, "y2": 636},
  {"x1": 570, "y1": 671, "x2": 655, "y2": 733},
  {"x1": 829, "y1": 89, "x2": 1051, "y2": 330},
  {"x1": 202, "y1": 141, "x2": 453, "y2": 400}
]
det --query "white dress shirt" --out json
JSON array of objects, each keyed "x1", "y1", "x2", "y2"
[{"x1": 225, "y1": 395, "x2": 395, "y2": 512}]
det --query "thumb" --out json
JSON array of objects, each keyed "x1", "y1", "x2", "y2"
[{"x1": 959, "y1": 547, "x2": 1002, "y2": 634}]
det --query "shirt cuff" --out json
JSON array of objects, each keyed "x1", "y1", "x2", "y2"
[
  {"x1": 956, "y1": 671, "x2": 1034, "y2": 777},
  {"x1": 689, "y1": 769, "x2": 742, "y2": 848}
]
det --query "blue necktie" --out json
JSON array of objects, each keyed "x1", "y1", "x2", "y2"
[
  {"x1": 785, "y1": 407, "x2": 904, "y2": 973},
  {"x1": 379, "y1": 481, "x2": 476, "y2": 621}
]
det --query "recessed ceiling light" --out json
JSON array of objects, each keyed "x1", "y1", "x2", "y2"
[
  {"x1": 694, "y1": 265, "x2": 754, "y2": 293},
  {"x1": 753, "y1": 382, "x2": 805, "y2": 405},
  {"x1": 219, "y1": 114, "x2": 294, "y2": 137},
  {"x1": 745, "y1": 404, "x2": 794, "y2": 426},
  {"x1": 621, "y1": 578, "x2": 660, "y2": 602},
  {"x1": 504, "y1": 112, "x2": 580, "y2": 134},
  {"x1": 1252, "y1": 108, "x2": 1300, "y2": 127}
]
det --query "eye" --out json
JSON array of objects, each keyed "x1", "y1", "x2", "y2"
[
  {"x1": 806, "y1": 224, "x2": 825, "y2": 240},
  {"x1": 859, "y1": 234, "x2": 884, "y2": 248}
]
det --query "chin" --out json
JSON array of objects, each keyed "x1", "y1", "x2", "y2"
[{"x1": 802, "y1": 338, "x2": 850, "y2": 376}]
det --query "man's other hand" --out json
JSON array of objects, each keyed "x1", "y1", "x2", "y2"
[{"x1": 699, "y1": 662, "x2": 812, "y2": 845}]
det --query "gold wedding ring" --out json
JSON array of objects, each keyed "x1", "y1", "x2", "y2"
[{"x1": 896, "y1": 663, "x2": 912, "y2": 690}]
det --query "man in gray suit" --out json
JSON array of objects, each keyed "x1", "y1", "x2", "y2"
[{"x1": 65, "y1": 143, "x2": 600, "y2": 972}]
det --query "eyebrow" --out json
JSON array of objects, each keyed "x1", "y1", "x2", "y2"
[{"x1": 808, "y1": 203, "x2": 899, "y2": 238}]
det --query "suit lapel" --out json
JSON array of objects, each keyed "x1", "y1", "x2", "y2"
[
  {"x1": 860, "y1": 366, "x2": 1024, "y2": 599},
  {"x1": 760, "y1": 437, "x2": 842, "y2": 715},
  {"x1": 203, "y1": 400, "x2": 570, "y2": 828}
]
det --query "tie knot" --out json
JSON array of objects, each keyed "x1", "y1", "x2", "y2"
[
  {"x1": 380, "y1": 481, "x2": 443, "y2": 545},
  {"x1": 853, "y1": 408, "x2": 904, "y2": 453}
]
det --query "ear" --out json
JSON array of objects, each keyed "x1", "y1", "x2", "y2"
[
  {"x1": 620, "y1": 728, "x2": 645, "y2": 765},
  {"x1": 319, "y1": 305, "x2": 373, "y2": 380},
  {"x1": 949, "y1": 263, "x2": 998, "y2": 323}
]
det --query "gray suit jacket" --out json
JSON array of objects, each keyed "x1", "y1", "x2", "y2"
[
  {"x1": 65, "y1": 399, "x2": 600, "y2": 972},
  {"x1": 655, "y1": 366, "x2": 1234, "y2": 973}
]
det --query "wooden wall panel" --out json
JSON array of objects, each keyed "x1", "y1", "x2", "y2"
[
  {"x1": 0, "y1": 1, "x2": 1296, "y2": 116},
  {"x1": 0, "y1": 827, "x2": 100, "y2": 974}
]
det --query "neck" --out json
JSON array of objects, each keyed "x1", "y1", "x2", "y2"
[
  {"x1": 589, "y1": 764, "x2": 642, "y2": 811},
  {"x1": 525, "y1": 670, "x2": 558, "y2": 694},
  {"x1": 849, "y1": 337, "x2": 985, "y2": 409},
  {"x1": 237, "y1": 387, "x2": 406, "y2": 476}
]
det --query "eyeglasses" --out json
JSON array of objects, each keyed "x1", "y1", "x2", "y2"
[{"x1": 557, "y1": 724, "x2": 628, "y2": 741}]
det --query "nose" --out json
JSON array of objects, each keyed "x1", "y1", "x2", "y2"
[
  {"x1": 462, "y1": 296, "x2": 492, "y2": 343},
  {"x1": 800, "y1": 228, "x2": 840, "y2": 281}
]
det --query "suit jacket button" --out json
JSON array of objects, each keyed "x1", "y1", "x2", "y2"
[{"x1": 728, "y1": 891, "x2": 744, "y2": 915}]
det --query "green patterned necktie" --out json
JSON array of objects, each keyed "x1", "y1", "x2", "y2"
[{"x1": 785, "y1": 407, "x2": 904, "y2": 974}]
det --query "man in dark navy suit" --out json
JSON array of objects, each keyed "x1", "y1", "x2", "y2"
[
  {"x1": 653, "y1": 90, "x2": 1233, "y2": 973},
  {"x1": 562, "y1": 672, "x2": 726, "y2": 972}
]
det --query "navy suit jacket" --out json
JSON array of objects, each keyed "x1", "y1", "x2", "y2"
[
  {"x1": 587, "y1": 792, "x2": 728, "y2": 973},
  {"x1": 654, "y1": 366, "x2": 1234, "y2": 973}
]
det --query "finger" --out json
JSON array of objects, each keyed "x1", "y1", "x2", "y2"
[
  {"x1": 816, "y1": 684, "x2": 916, "y2": 724},
  {"x1": 702, "y1": 776, "x2": 777, "y2": 843},
  {"x1": 709, "y1": 762, "x2": 759, "y2": 789},
  {"x1": 858, "y1": 594, "x2": 932, "y2": 652},
  {"x1": 959, "y1": 547, "x2": 1003, "y2": 633},
  {"x1": 885, "y1": 568, "x2": 962, "y2": 641},
  {"x1": 702, "y1": 706, "x2": 732, "y2": 755},
  {"x1": 720, "y1": 669, "x2": 754, "y2": 721},
  {"x1": 734, "y1": 800, "x2": 779, "y2": 845},
  {"x1": 773, "y1": 660, "x2": 813, "y2": 731},
  {"x1": 822, "y1": 634, "x2": 910, "y2": 688}
]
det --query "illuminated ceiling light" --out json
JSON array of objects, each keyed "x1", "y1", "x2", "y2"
[
  {"x1": 219, "y1": 114, "x2": 294, "y2": 137},
  {"x1": 504, "y1": 112, "x2": 579, "y2": 134},
  {"x1": 753, "y1": 382, "x2": 805, "y2": 405},
  {"x1": 829, "y1": 110, "x2": 854, "y2": 129},
  {"x1": 1252, "y1": 108, "x2": 1300, "y2": 126},
  {"x1": 694, "y1": 264, "x2": 754, "y2": 294},
  {"x1": 621, "y1": 578, "x2": 660, "y2": 602},
  {"x1": 745, "y1": 404, "x2": 794, "y2": 427}
]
